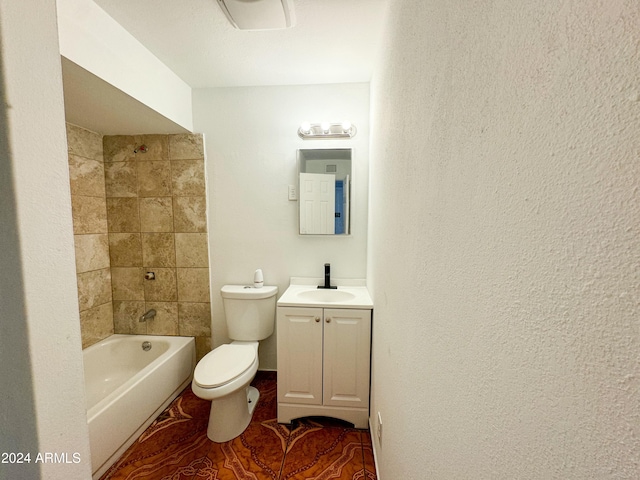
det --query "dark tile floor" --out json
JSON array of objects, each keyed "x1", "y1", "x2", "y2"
[{"x1": 101, "y1": 371, "x2": 377, "y2": 480}]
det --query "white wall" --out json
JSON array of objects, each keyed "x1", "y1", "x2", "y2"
[
  {"x1": 193, "y1": 84, "x2": 369, "y2": 369},
  {"x1": 57, "y1": 0, "x2": 193, "y2": 132},
  {"x1": 0, "y1": 0, "x2": 91, "y2": 478},
  {"x1": 368, "y1": 0, "x2": 640, "y2": 478}
]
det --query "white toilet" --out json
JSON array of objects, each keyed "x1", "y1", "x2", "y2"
[{"x1": 191, "y1": 284, "x2": 277, "y2": 443}]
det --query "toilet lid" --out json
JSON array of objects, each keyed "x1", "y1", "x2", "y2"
[{"x1": 194, "y1": 344, "x2": 256, "y2": 388}]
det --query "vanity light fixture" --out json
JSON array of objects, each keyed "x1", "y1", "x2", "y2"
[
  {"x1": 300, "y1": 121, "x2": 312, "y2": 134},
  {"x1": 297, "y1": 121, "x2": 357, "y2": 139}
]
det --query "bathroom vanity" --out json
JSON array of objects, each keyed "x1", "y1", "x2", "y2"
[{"x1": 276, "y1": 279, "x2": 373, "y2": 428}]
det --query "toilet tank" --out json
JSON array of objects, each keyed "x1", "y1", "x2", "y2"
[{"x1": 220, "y1": 285, "x2": 278, "y2": 341}]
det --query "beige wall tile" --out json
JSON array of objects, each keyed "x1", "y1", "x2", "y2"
[
  {"x1": 169, "y1": 133, "x2": 204, "y2": 160},
  {"x1": 103, "y1": 135, "x2": 167, "y2": 162},
  {"x1": 137, "y1": 161, "x2": 172, "y2": 197},
  {"x1": 177, "y1": 268, "x2": 210, "y2": 302},
  {"x1": 178, "y1": 302, "x2": 211, "y2": 336},
  {"x1": 140, "y1": 197, "x2": 174, "y2": 232},
  {"x1": 113, "y1": 300, "x2": 147, "y2": 334},
  {"x1": 69, "y1": 131, "x2": 213, "y2": 347},
  {"x1": 142, "y1": 233, "x2": 176, "y2": 267},
  {"x1": 66, "y1": 123, "x2": 103, "y2": 162},
  {"x1": 80, "y1": 303, "x2": 114, "y2": 349},
  {"x1": 111, "y1": 267, "x2": 144, "y2": 300},
  {"x1": 72, "y1": 195, "x2": 108, "y2": 234},
  {"x1": 194, "y1": 336, "x2": 212, "y2": 362},
  {"x1": 74, "y1": 234, "x2": 110, "y2": 273},
  {"x1": 173, "y1": 196, "x2": 207, "y2": 232},
  {"x1": 103, "y1": 135, "x2": 137, "y2": 163},
  {"x1": 143, "y1": 267, "x2": 177, "y2": 301},
  {"x1": 107, "y1": 197, "x2": 140, "y2": 232},
  {"x1": 105, "y1": 162, "x2": 137, "y2": 197},
  {"x1": 68, "y1": 155, "x2": 106, "y2": 197},
  {"x1": 136, "y1": 135, "x2": 169, "y2": 161},
  {"x1": 77, "y1": 268, "x2": 112, "y2": 311},
  {"x1": 145, "y1": 302, "x2": 179, "y2": 335},
  {"x1": 109, "y1": 233, "x2": 143, "y2": 267},
  {"x1": 171, "y1": 160, "x2": 205, "y2": 196},
  {"x1": 175, "y1": 233, "x2": 209, "y2": 267},
  {"x1": 68, "y1": 123, "x2": 113, "y2": 346}
]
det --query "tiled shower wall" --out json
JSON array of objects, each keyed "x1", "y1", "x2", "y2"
[
  {"x1": 67, "y1": 124, "x2": 113, "y2": 348},
  {"x1": 104, "y1": 133, "x2": 211, "y2": 360},
  {"x1": 67, "y1": 124, "x2": 212, "y2": 359}
]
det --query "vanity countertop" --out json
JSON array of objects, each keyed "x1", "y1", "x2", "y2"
[{"x1": 277, "y1": 279, "x2": 373, "y2": 309}]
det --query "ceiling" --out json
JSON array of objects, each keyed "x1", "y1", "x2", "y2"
[
  {"x1": 94, "y1": 0, "x2": 389, "y2": 88},
  {"x1": 62, "y1": 0, "x2": 389, "y2": 134}
]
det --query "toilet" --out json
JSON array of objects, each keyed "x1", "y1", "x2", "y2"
[{"x1": 191, "y1": 284, "x2": 277, "y2": 443}]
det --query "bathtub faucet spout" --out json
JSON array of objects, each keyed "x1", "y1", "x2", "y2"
[{"x1": 139, "y1": 309, "x2": 156, "y2": 322}]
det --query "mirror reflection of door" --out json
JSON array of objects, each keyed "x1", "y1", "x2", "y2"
[
  {"x1": 299, "y1": 173, "x2": 336, "y2": 234},
  {"x1": 297, "y1": 149, "x2": 352, "y2": 235}
]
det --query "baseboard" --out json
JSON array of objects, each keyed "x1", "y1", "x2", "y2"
[{"x1": 368, "y1": 416, "x2": 382, "y2": 479}]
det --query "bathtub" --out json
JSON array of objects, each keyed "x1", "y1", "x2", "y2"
[{"x1": 83, "y1": 334, "x2": 196, "y2": 479}]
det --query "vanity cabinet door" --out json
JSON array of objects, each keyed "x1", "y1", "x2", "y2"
[
  {"x1": 277, "y1": 307, "x2": 323, "y2": 405},
  {"x1": 322, "y1": 308, "x2": 371, "y2": 409}
]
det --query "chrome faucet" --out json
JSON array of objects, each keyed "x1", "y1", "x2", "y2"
[
  {"x1": 139, "y1": 309, "x2": 157, "y2": 322},
  {"x1": 318, "y1": 263, "x2": 337, "y2": 289}
]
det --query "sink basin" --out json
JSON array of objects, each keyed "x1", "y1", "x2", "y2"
[{"x1": 296, "y1": 289, "x2": 356, "y2": 303}]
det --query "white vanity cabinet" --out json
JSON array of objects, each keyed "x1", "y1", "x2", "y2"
[{"x1": 277, "y1": 306, "x2": 372, "y2": 428}]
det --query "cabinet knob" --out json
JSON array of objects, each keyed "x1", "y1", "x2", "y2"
[
  {"x1": 325, "y1": 317, "x2": 331, "y2": 323},
  {"x1": 315, "y1": 317, "x2": 320, "y2": 322}
]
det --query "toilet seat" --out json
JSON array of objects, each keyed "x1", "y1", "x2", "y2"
[{"x1": 194, "y1": 344, "x2": 256, "y2": 389}]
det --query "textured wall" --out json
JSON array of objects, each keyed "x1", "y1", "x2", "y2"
[
  {"x1": 368, "y1": 0, "x2": 639, "y2": 478},
  {"x1": 0, "y1": 0, "x2": 91, "y2": 477}
]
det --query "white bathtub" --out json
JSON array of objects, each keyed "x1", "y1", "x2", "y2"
[{"x1": 83, "y1": 334, "x2": 196, "y2": 479}]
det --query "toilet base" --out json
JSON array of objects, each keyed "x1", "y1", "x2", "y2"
[
  {"x1": 247, "y1": 385, "x2": 259, "y2": 417},
  {"x1": 206, "y1": 386, "x2": 260, "y2": 443}
]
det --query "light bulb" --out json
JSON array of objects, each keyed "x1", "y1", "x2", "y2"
[
  {"x1": 341, "y1": 121, "x2": 352, "y2": 133},
  {"x1": 321, "y1": 122, "x2": 331, "y2": 133},
  {"x1": 300, "y1": 121, "x2": 311, "y2": 133}
]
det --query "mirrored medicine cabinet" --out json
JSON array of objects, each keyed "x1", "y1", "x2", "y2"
[{"x1": 297, "y1": 148, "x2": 352, "y2": 235}]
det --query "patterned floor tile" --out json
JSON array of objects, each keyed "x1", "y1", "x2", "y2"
[
  {"x1": 189, "y1": 420, "x2": 287, "y2": 479},
  {"x1": 100, "y1": 389, "x2": 212, "y2": 480},
  {"x1": 279, "y1": 419, "x2": 366, "y2": 480},
  {"x1": 250, "y1": 371, "x2": 277, "y2": 423},
  {"x1": 99, "y1": 371, "x2": 377, "y2": 480}
]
